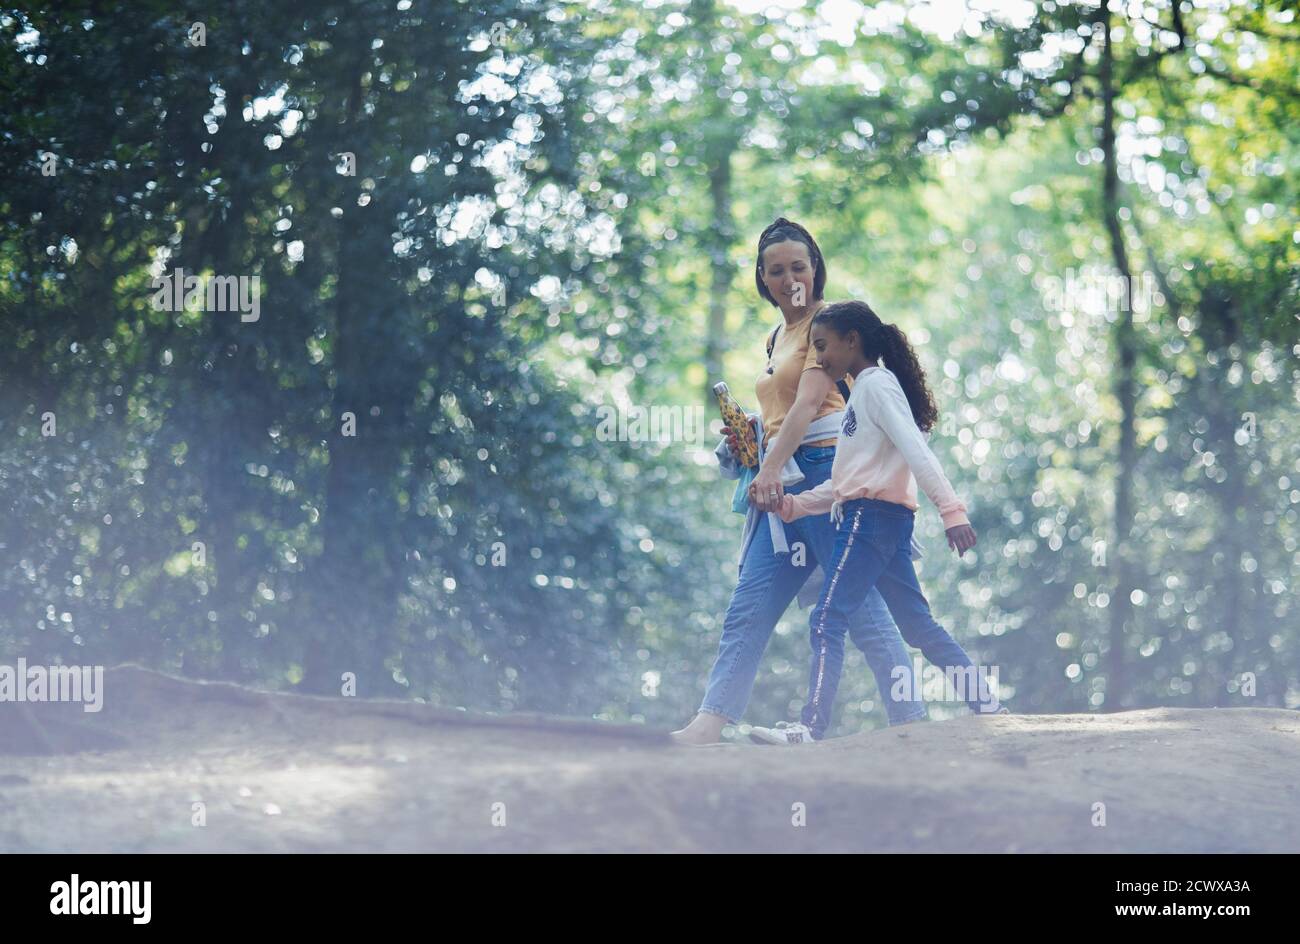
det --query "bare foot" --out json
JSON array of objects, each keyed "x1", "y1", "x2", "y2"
[{"x1": 670, "y1": 712, "x2": 727, "y2": 745}]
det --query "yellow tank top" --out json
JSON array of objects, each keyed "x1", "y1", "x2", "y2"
[{"x1": 754, "y1": 311, "x2": 850, "y2": 449}]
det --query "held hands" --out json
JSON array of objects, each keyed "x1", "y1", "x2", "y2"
[
  {"x1": 945, "y1": 523, "x2": 978, "y2": 557},
  {"x1": 748, "y1": 468, "x2": 784, "y2": 512},
  {"x1": 775, "y1": 494, "x2": 799, "y2": 523},
  {"x1": 746, "y1": 420, "x2": 784, "y2": 511},
  {"x1": 724, "y1": 416, "x2": 785, "y2": 512}
]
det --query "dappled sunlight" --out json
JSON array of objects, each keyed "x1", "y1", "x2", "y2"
[{"x1": 1, "y1": 0, "x2": 1296, "y2": 855}]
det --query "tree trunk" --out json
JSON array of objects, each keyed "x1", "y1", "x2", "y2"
[
  {"x1": 695, "y1": 0, "x2": 737, "y2": 403},
  {"x1": 703, "y1": 154, "x2": 734, "y2": 400},
  {"x1": 1099, "y1": 6, "x2": 1139, "y2": 710},
  {"x1": 303, "y1": 49, "x2": 405, "y2": 696}
]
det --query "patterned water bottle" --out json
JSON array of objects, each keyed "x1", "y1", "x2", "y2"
[{"x1": 712, "y1": 382, "x2": 758, "y2": 469}]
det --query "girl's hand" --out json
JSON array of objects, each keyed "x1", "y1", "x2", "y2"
[
  {"x1": 749, "y1": 465, "x2": 784, "y2": 512},
  {"x1": 946, "y1": 524, "x2": 978, "y2": 556},
  {"x1": 776, "y1": 494, "x2": 798, "y2": 523}
]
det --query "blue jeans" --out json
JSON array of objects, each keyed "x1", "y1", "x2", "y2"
[
  {"x1": 801, "y1": 497, "x2": 1000, "y2": 740},
  {"x1": 700, "y1": 447, "x2": 923, "y2": 727}
]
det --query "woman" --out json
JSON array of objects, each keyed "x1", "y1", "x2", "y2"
[{"x1": 671, "y1": 218, "x2": 924, "y2": 745}]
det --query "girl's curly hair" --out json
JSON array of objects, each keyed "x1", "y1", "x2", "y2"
[{"x1": 813, "y1": 300, "x2": 939, "y2": 433}]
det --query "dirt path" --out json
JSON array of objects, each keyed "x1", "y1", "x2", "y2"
[{"x1": 2, "y1": 666, "x2": 1297, "y2": 852}]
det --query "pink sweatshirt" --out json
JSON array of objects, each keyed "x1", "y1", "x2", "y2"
[{"x1": 790, "y1": 365, "x2": 970, "y2": 530}]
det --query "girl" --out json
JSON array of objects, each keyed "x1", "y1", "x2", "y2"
[
  {"x1": 751, "y1": 299, "x2": 1005, "y2": 745},
  {"x1": 671, "y1": 221, "x2": 924, "y2": 745}
]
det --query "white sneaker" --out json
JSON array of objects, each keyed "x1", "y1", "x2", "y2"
[{"x1": 749, "y1": 721, "x2": 817, "y2": 745}]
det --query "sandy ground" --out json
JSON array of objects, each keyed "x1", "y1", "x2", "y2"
[{"x1": 1, "y1": 665, "x2": 1298, "y2": 853}]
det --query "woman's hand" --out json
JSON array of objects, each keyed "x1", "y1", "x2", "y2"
[
  {"x1": 946, "y1": 523, "x2": 978, "y2": 556},
  {"x1": 749, "y1": 369, "x2": 831, "y2": 510},
  {"x1": 776, "y1": 494, "x2": 798, "y2": 523},
  {"x1": 749, "y1": 465, "x2": 784, "y2": 512},
  {"x1": 722, "y1": 416, "x2": 757, "y2": 459}
]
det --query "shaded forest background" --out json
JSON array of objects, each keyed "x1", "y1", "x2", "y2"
[{"x1": 2, "y1": 0, "x2": 1297, "y2": 737}]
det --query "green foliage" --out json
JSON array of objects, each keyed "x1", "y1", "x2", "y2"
[{"x1": 1, "y1": 0, "x2": 1296, "y2": 730}]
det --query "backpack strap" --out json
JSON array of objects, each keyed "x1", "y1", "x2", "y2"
[{"x1": 768, "y1": 322, "x2": 852, "y2": 403}]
